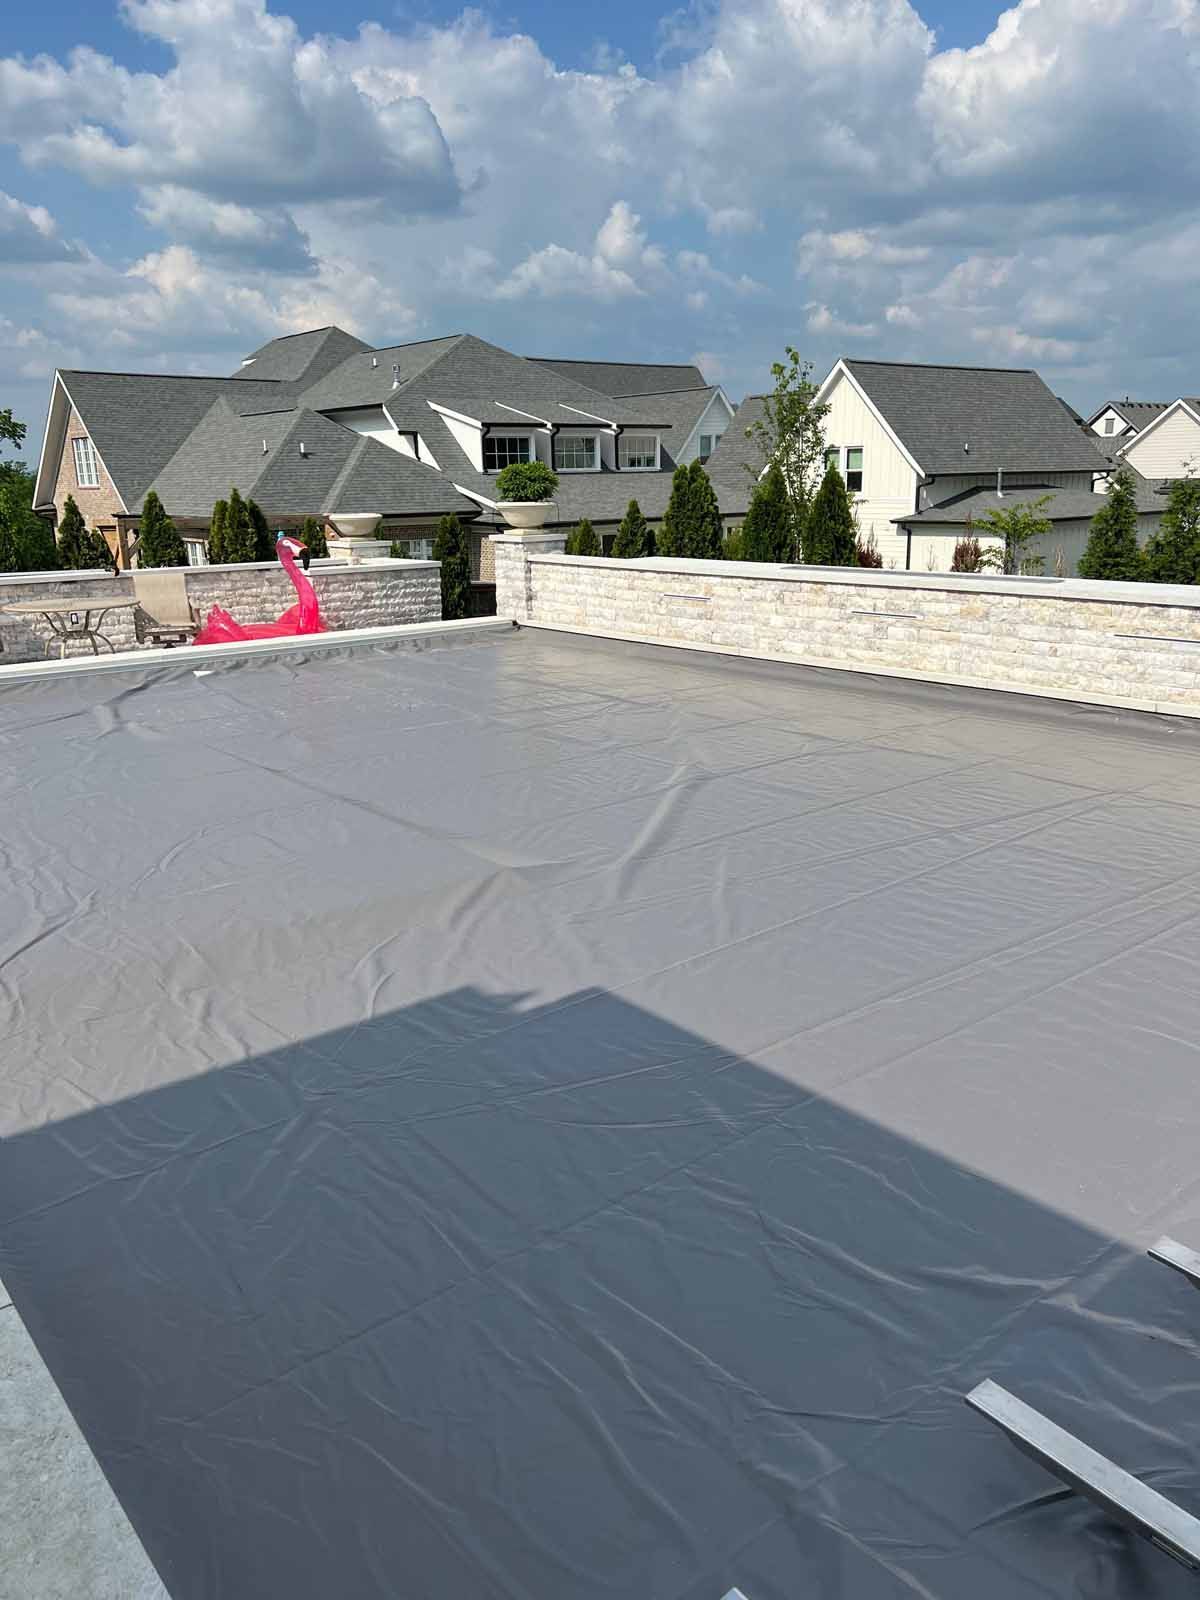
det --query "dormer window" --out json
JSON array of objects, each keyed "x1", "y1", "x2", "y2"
[
  {"x1": 1104, "y1": 416, "x2": 1116, "y2": 435},
  {"x1": 483, "y1": 434, "x2": 533, "y2": 471},
  {"x1": 619, "y1": 434, "x2": 659, "y2": 470},
  {"x1": 554, "y1": 434, "x2": 598, "y2": 471}
]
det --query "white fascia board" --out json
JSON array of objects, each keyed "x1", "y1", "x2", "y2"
[
  {"x1": 558, "y1": 403, "x2": 618, "y2": 430},
  {"x1": 453, "y1": 483, "x2": 499, "y2": 510},
  {"x1": 816, "y1": 357, "x2": 924, "y2": 478},
  {"x1": 1122, "y1": 398, "x2": 1200, "y2": 453},
  {"x1": 45, "y1": 373, "x2": 130, "y2": 514},
  {"x1": 427, "y1": 399, "x2": 483, "y2": 430},
  {"x1": 494, "y1": 401, "x2": 552, "y2": 429},
  {"x1": 32, "y1": 372, "x2": 68, "y2": 509}
]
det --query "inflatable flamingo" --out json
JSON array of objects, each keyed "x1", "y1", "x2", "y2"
[{"x1": 193, "y1": 533, "x2": 327, "y2": 645}]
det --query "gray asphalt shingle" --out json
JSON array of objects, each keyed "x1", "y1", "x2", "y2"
[
  {"x1": 230, "y1": 326, "x2": 370, "y2": 385},
  {"x1": 525, "y1": 358, "x2": 708, "y2": 395}
]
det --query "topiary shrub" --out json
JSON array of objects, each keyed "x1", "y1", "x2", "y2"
[
  {"x1": 566, "y1": 518, "x2": 600, "y2": 556},
  {"x1": 494, "y1": 460, "x2": 558, "y2": 502},
  {"x1": 612, "y1": 498, "x2": 650, "y2": 559},
  {"x1": 299, "y1": 516, "x2": 329, "y2": 559},
  {"x1": 57, "y1": 494, "x2": 113, "y2": 570},
  {"x1": 432, "y1": 514, "x2": 471, "y2": 619},
  {"x1": 136, "y1": 489, "x2": 187, "y2": 567}
]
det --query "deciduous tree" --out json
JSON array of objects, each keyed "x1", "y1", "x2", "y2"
[{"x1": 743, "y1": 346, "x2": 829, "y2": 558}]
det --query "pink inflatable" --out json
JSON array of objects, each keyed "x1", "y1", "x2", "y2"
[{"x1": 194, "y1": 533, "x2": 326, "y2": 645}]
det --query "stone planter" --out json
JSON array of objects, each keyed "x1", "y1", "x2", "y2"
[
  {"x1": 328, "y1": 511, "x2": 388, "y2": 564},
  {"x1": 496, "y1": 500, "x2": 553, "y2": 531}
]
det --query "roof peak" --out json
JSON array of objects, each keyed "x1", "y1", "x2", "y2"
[{"x1": 844, "y1": 356, "x2": 1037, "y2": 376}]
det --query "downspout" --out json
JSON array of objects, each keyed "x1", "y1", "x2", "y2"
[
  {"x1": 907, "y1": 476, "x2": 924, "y2": 571},
  {"x1": 547, "y1": 422, "x2": 559, "y2": 472},
  {"x1": 612, "y1": 424, "x2": 623, "y2": 471}
]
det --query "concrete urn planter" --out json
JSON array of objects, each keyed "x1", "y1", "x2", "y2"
[
  {"x1": 328, "y1": 511, "x2": 389, "y2": 563},
  {"x1": 496, "y1": 500, "x2": 553, "y2": 531}
]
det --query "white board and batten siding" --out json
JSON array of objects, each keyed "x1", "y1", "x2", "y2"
[
  {"x1": 1123, "y1": 405, "x2": 1200, "y2": 480},
  {"x1": 676, "y1": 390, "x2": 734, "y2": 465},
  {"x1": 821, "y1": 368, "x2": 918, "y2": 569}
]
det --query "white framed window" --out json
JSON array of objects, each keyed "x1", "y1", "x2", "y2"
[
  {"x1": 389, "y1": 536, "x2": 434, "y2": 560},
  {"x1": 1103, "y1": 416, "x2": 1116, "y2": 435},
  {"x1": 72, "y1": 436, "x2": 100, "y2": 488},
  {"x1": 619, "y1": 433, "x2": 659, "y2": 470},
  {"x1": 554, "y1": 434, "x2": 598, "y2": 472},
  {"x1": 483, "y1": 434, "x2": 533, "y2": 472},
  {"x1": 845, "y1": 447, "x2": 864, "y2": 494},
  {"x1": 698, "y1": 432, "x2": 723, "y2": 463},
  {"x1": 824, "y1": 446, "x2": 840, "y2": 474},
  {"x1": 184, "y1": 539, "x2": 209, "y2": 566}
]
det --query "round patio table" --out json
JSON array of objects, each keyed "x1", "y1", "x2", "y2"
[{"x1": 0, "y1": 596, "x2": 140, "y2": 660}]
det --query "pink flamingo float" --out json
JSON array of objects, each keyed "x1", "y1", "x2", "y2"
[{"x1": 193, "y1": 533, "x2": 326, "y2": 645}]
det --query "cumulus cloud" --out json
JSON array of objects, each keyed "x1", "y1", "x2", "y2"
[
  {"x1": 0, "y1": 192, "x2": 81, "y2": 264},
  {"x1": 806, "y1": 303, "x2": 879, "y2": 339},
  {"x1": 137, "y1": 188, "x2": 315, "y2": 272}
]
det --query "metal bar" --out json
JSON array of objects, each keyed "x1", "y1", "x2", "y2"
[
  {"x1": 1112, "y1": 634, "x2": 1200, "y2": 646},
  {"x1": 965, "y1": 1380, "x2": 1200, "y2": 1570},
  {"x1": 1148, "y1": 1236, "x2": 1200, "y2": 1289}
]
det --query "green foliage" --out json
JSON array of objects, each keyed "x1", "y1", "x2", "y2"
[
  {"x1": 247, "y1": 497, "x2": 274, "y2": 562},
  {"x1": 977, "y1": 494, "x2": 1053, "y2": 575},
  {"x1": 432, "y1": 514, "x2": 471, "y2": 619},
  {"x1": 656, "y1": 464, "x2": 692, "y2": 558},
  {"x1": 950, "y1": 528, "x2": 984, "y2": 572},
  {"x1": 494, "y1": 460, "x2": 558, "y2": 502},
  {"x1": 566, "y1": 518, "x2": 601, "y2": 556},
  {"x1": 855, "y1": 529, "x2": 883, "y2": 568},
  {"x1": 56, "y1": 494, "x2": 113, "y2": 570},
  {"x1": 0, "y1": 408, "x2": 27, "y2": 453},
  {"x1": 207, "y1": 498, "x2": 228, "y2": 563},
  {"x1": 611, "y1": 498, "x2": 651, "y2": 559},
  {"x1": 722, "y1": 527, "x2": 746, "y2": 561},
  {"x1": 136, "y1": 489, "x2": 187, "y2": 567},
  {"x1": 685, "y1": 461, "x2": 723, "y2": 558},
  {"x1": 744, "y1": 346, "x2": 829, "y2": 557},
  {"x1": 219, "y1": 488, "x2": 258, "y2": 564},
  {"x1": 804, "y1": 464, "x2": 857, "y2": 565},
  {"x1": 1077, "y1": 470, "x2": 1145, "y2": 581},
  {"x1": 0, "y1": 461, "x2": 57, "y2": 571},
  {"x1": 1143, "y1": 477, "x2": 1200, "y2": 584},
  {"x1": 298, "y1": 515, "x2": 328, "y2": 559},
  {"x1": 740, "y1": 462, "x2": 792, "y2": 563}
]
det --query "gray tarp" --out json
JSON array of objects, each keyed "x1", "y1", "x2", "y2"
[{"x1": 3, "y1": 627, "x2": 1200, "y2": 1598}]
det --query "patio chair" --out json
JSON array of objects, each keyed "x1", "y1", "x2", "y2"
[{"x1": 133, "y1": 569, "x2": 200, "y2": 647}]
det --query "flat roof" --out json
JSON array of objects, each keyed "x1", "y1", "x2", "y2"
[{"x1": 2, "y1": 630, "x2": 1200, "y2": 1598}]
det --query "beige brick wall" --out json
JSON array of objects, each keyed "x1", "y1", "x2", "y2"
[
  {"x1": 50, "y1": 404, "x2": 126, "y2": 540},
  {"x1": 0, "y1": 560, "x2": 441, "y2": 664},
  {"x1": 502, "y1": 552, "x2": 1200, "y2": 714}
]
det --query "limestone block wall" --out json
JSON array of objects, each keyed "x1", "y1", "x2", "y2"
[
  {"x1": 0, "y1": 559, "x2": 441, "y2": 663},
  {"x1": 502, "y1": 551, "x2": 1200, "y2": 715}
]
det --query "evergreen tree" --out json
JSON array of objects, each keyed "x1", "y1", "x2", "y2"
[
  {"x1": 299, "y1": 516, "x2": 329, "y2": 559},
  {"x1": 136, "y1": 489, "x2": 186, "y2": 567},
  {"x1": 222, "y1": 488, "x2": 257, "y2": 563},
  {"x1": 247, "y1": 497, "x2": 274, "y2": 562},
  {"x1": 56, "y1": 494, "x2": 112, "y2": 569},
  {"x1": 1143, "y1": 478, "x2": 1200, "y2": 585},
  {"x1": 207, "y1": 498, "x2": 228, "y2": 563},
  {"x1": 1077, "y1": 468, "x2": 1146, "y2": 581},
  {"x1": 611, "y1": 498, "x2": 650, "y2": 559},
  {"x1": 685, "y1": 461, "x2": 724, "y2": 558},
  {"x1": 566, "y1": 518, "x2": 600, "y2": 556},
  {"x1": 656, "y1": 464, "x2": 692, "y2": 558},
  {"x1": 804, "y1": 464, "x2": 857, "y2": 565},
  {"x1": 432, "y1": 513, "x2": 471, "y2": 619},
  {"x1": 740, "y1": 463, "x2": 791, "y2": 562},
  {"x1": 0, "y1": 461, "x2": 57, "y2": 572},
  {"x1": 722, "y1": 527, "x2": 746, "y2": 560}
]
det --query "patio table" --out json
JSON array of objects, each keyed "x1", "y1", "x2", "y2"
[{"x1": 0, "y1": 596, "x2": 140, "y2": 659}]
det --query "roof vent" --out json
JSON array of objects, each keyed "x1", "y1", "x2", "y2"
[
  {"x1": 299, "y1": 442, "x2": 308, "y2": 457},
  {"x1": 262, "y1": 438, "x2": 268, "y2": 455},
  {"x1": 963, "y1": 442, "x2": 970, "y2": 453},
  {"x1": 371, "y1": 355, "x2": 378, "y2": 368},
  {"x1": 392, "y1": 363, "x2": 401, "y2": 389}
]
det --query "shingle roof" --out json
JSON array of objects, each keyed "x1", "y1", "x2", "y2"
[
  {"x1": 321, "y1": 435, "x2": 478, "y2": 519},
  {"x1": 613, "y1": 387, "x2": 723, "y2": 466},
  {"x1": 525, "y1": 358, "x2": 708, "y2": 395},
  {"x1": 296, "y1": 336, "x2": 467, "y2": 410},
  {"x1": 59, "y1": 371, "x2": 285, "y2": 509},
  {"x1": 842, "y1": 359, "x2": 1107, "y2": 474},
  {"x1": 1087, "y1": 399, "x2": 1172, "y2": 432},
  {"x1": 703, "y1": 394, "x2": 768, "y2": 489},
  {"x1": 894, "y1": 475, "x2": 1165, "y2": 526},
  {"x1": 231, "y1": 326, "x2": 370, "y2": 385}
]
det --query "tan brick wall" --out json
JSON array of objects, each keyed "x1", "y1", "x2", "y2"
[{"x1": 51, "y1": 404, "x2": 126, "y2": 536}]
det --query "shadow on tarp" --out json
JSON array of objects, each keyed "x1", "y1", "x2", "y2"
[{"x1": 2, "y1": 984, "x2": 1199, "y2": 1600}]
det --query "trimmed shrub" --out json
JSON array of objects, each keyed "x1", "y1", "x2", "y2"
[
  {"x1": 207, "y1": 498, "x2": 229, "y2": 564},
  {"x1": 656, "y1": 464, "x2": 692, "y2": 558},
  {"x1": 805, "y1": 464, "x2": 857, "y2": 565},
  {"x1": 494, "y1": 460, "x2": 558, "y2": 502},
  {"x1": 1143, "y1": 477, "x2": 1200, "y2": 585},
  {"x1": 57, "y1": 494, "x2": 112, "y2": 570},
  {"x1": 221, "y1": 488, "x2": 257, "y2": 564},
  {"x1": 685, "y1": 461, "x2": 724, "y2": 559},
  {"x1": 566, "y1": 518, "x2": 600, "y2": 556},
  {"x1": 432, "y1": 513, "x2": 471, "y2": 619},
  {"x1": 136, "y1": 489, "x2": 186, "y2": 567},
  {"x1": 299, "y1": 515, "x2": 329, "y2": 559},
  {"x1": 741, "y1": 463, "x2": 791, "y2": 563},
  {"x1": 247, "y1": 497, "x2": 274, "y2": 562},
  {"x1": 1077, "y1": 468, "x2": 1146, "y2": 581},
  {"x1": 611, "y1": 498, "x2": 650, "y2": 559}
]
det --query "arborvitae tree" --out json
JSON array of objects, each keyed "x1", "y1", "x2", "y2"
[
  {"x1": 611, "y1": 498, "x2": 650, "y2": 559},
  {"x1": 566, "y1": 518, "x2": 600, "y2": 556},
  {"x1": 136, "y1": 489, "x2": 186, "y2": 567},
  {"x1": 740, "y1": 462, "x2": 791, "y2": 562},
  {"x1": 722, "y1": 526, "x2": 746, "y2": 560},
  {"x1": 432, "y1": 513, "x2": 471, "y2": 619},
  {"x1": 56, "y1": 494, "x2": 112, "y2": 569},
  {"x1": 804, "y1": 464, "x2": 857, "y2": 565},
  {"x1": 1143, "y1": 478, "x2": 1200, "y2": 585},
  {"x1": 298, "y1": 515, "x2": 329, "y2": 559},
  {"x1": 1077, "y1": 468, "x2": 1146, "y2": 581},
  {"x1": 247, "y1": 497, "x2": 274, "y2": 562},
  {"x1": 685, "y1": 461, "x2": 724, "y2": 559},
  {"x1": 207, "y1": 498, "x2": 228, "y2": 563},
  {"x1": 656, "y1": 464, "x2": 692, "y2": 558},
  {"x1": 222, "y1": 488, "x2": 257, "y2": 564}
]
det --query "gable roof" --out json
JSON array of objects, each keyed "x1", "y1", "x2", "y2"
[
  {"x1": 895, "y1": 478, "x2": 1165, "y2": 526},
  {"x1": 1086, "y1": 399, "x2": 1172, "y2": 432},
  {"x1": 231, "y1": 326, "x2": 370, "y2": 385},
  {"x1": 836, "y1": 359, "x2": 1107, "y2": 475},
  {"x1": 296, "y1": 335, "x2": 467, "y2": 410},
  {"x1": 703, "y1": 394, "x2": 767, "y2": 488},
  {"x1": 623, "y1": 387, "x2": 725, "y2": 467},
  {"x1": 525, "y1": 358, "x2": 708, "y2": 395}
]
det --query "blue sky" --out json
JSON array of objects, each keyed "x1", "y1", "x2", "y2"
[{"x1": 3, "y1": 0, "x2": 1198, "y2": 459}]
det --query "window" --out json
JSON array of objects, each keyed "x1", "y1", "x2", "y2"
[
  {"x1": 72, "y1": 436, "x2": 100, "y2": 488},
  {"x1": 619, "y1": 434, "x2": 658, "y2": 470},
  {"x1": 554, "y1": 434, "x2": 598, "y2": 471},
  {"x1": 698, "y1": 431, "x2": 723, "y2": 463},
  {"x1": 824, "y1": 446, "x2": 840, "y2": 474},
  {"x1": 845, "y1": 447, "x2": 864, "y2": 494},
  {"x1": 389, "y1": 536, "x2": 434, "y2": 560},
  {"x1": 1103, "y1": 416, "x2": 1116, "y2": 435},
  {"x1": 483, "y1": 434, "x2": 532, "y2": 472},
  {"x1": 184, "y1": 539, "x2": 209, "y2": 567}
]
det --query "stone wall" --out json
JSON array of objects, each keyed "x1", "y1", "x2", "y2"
[
  {"x1": 491, "y1": 539, "x2": 1200, "y2": 715},
  {"x1": 0, "y1": 558, "x2": 441, "y2": 663}
]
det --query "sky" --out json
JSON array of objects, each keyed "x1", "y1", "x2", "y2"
[{"x1": 2, "y1": 0, "x2": 1199, "y2": 462}]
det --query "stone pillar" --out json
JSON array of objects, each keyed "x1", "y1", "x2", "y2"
[{"x1": 490, "y1": 531, "x2": 567, "y2": 621}]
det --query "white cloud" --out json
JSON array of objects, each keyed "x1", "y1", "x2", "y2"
[
  {"x1": 0, "y1": 192, "x2": 81, "y2": 264},
  {"x1": 885, "y1": 303, "x2": 921, "y2": 328},
  {"x1": 799, "y1": 228, "x2": 931, "y2": 268},
  {"x1": 806, "y1": 303, "x2": 879, "y2": 339},
  {"x1": 493, "y1": 242, "x2": 643, "y2": 303},
  {"x1": 136, "y1": 188, "x2": 314, "y2": 272}
]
